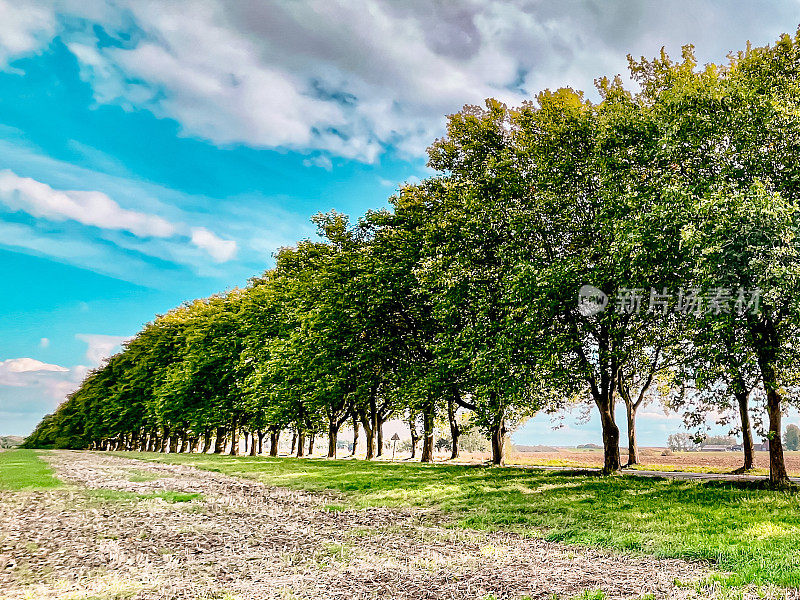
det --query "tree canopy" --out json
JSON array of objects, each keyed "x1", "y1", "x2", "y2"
[{"x1": 26, "y1": 30, "x2": 800, "y2": 487}]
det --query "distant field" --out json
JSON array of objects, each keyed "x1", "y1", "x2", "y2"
[
  {"x1": 225, "y1": 445, "x2": 796, "y2": 476},
  {"x1": 504, "y1": 448, "x2": 799, "y2": 476}
]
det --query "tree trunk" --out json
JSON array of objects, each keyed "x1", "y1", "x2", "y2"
[
  {"x1": 187, "y1": 435, "x2": 198, "y2": 453},
  {"x1": 290, "y1": 432, "x2": 297, "y2": 455},
  {"x1": 229, "y1": 416, "x2": 239, "y2": 456},
  {"x1": 213, "y1": 427, "x2": 226, "y2": 454},
  {"x1": 408, "y1": 417, "x2": 419, "y2": 459},
  {"x1": 730, "y1": 392, "x2": 754, "y2": 473},
  {"x1": 376, "y1": 421, "x2": 384, "y2": 457},
  {"x1": 420, "y1": 404, "x2": 434, "y2": 463},
  {"x1": 269, "y1": 430, "x2": 280, "y2": 457},
  {"x1": 160, "y1": 428, "x2": 170, "y2": 453},
  {"x1": 257, "y1": 430, "x2": 265, "y2": 455},
  {"x1": 296, "y1": 431, "x2": 305, "y2": 457},
  {"x1": 201, "y1": 430, "x2": 211, "y2": 454},
  {"x1": 756, "y1": 337, "x2": 791, "y2": 487},
  {"x1": 767, "y1": 388, "x2": 790, "y2": 487},
  {"x1": 490, "y1": 417, "x2": 506, "y2": 466},
  {"x1": 625, "y1": 402, "x2": 638, "y2": 467},
  {"x1": 328, "y1": 421, "x2": 339, "y2": 458},
  {"x1": 448, "y1": 394, "x2": 460, "y2": 460},
  {"x1": 360, "y1": 410, "x2": 376, "y2": 460},
  {"x1": 249, "y1": 432, "x2": 258, "y2": 456},
  {"x1": 308, "y1": 433, "x2": 315, "y2": 456},
  {"x1": 351, "y1": 413, "x2": 359, "y2": 456},
  {"x1": 754, "y1": 321, "x2": 790, "y2": 487},
  {"x1": 598, "y1": 400, "x2": 621, "y2": 474},
  {"x1": 168, "y1": 434, "x2": 178, "y2": 454}
]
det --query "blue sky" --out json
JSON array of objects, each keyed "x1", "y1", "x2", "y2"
[{"x1": 0, "y1": 0, "x2": 797, "y2": 443}]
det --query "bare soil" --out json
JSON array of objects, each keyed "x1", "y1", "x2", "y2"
[{"x1": 0, "y1": 451, "x2": 782, "y2": 599}]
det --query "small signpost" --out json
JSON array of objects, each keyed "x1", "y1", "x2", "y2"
[{"x1": 391, "y1": 432, "x2": 400, "y2": 461}]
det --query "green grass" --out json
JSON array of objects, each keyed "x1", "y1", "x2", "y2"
[
  {"x1": 118, "y1": 451, "x2": 800, "y2": 588},
  {"x1": 625, "y1": 462, "x2": 770, "y2": 476},
  {"x1": 84, "y1": 488, "x2": 202, "y2": 504},
  {"x1": 511, "y1": 455, "x2": 774, "y2": 477},
  {"x1": 125, "y1": 469, "x2": 163, "y2": 483},
  {"x1": 0, "y1": 449, "x2": 61, "y2": 490}
]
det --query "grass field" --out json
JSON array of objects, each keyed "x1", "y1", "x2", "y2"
[
  {"x1": 0, "y1": 449, "x2": 61, "y2": 490},
  {"x1": 119, "y1": 451, "x2": 800, "y2": 589}
]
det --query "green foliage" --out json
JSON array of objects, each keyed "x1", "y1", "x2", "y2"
[
  {"x1": 24, "y1": 28, "x2": 800, "y2": 485},
  {"x1": 785, "y1": 425, "x2": 800, "y2": 451}
]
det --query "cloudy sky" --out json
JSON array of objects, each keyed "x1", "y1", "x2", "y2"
[{"x1": 1, "y1": 0, "x2": 797, "y2": 442}]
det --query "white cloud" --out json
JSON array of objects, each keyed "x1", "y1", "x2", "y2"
[
  {"x1": 53, "y1": 1, "x2": 800, "y2": 163},
  {"x1": 639, "y1": 410, "x2": 681, "y2": 422},
  {"x1": 190, "y1": 227, "x2": 238, "y2": 263},
  {"x1": 75, "y1": 333, "x2": 130, "y2": 365},
  {"x1": 0, "y1": 358, "x2": 77, "y2": 406},
  {"x1": 0, "y1": 358, "x2": 68, "y2": 380},
  {"x1": 302, "y1": 155, "x2": 333, "y2": 171},
  {"x1": 39, "y1": 337, "x2": 50, "y2": 349},
  {"x1": 0, "y1": 169, "x2": 239, "y2": 266},
  {"x1": 0, "y1": 0, "x2": 56, "y2": 69},
  {"x1": 1, "y1": 2, "x2": 795, "y2": 164},
  {"x1": 0, "y1": 357, "x2": 87, "y2": 429},
  {"x1": 0, "y1": 169, "x2": 175, "y2": 237}
]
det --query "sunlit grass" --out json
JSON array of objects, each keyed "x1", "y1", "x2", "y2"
[
  {"x1": 117, "y1": 451, "x2": 800, "y2": 587},
  {"x1": 84, "y1": 488, "x2": 202, "y2": 504},
  {"x1": 0, "y1": 449, "x2": 60, "y2": 490},
  {"x1": 625, "y1": 463, "x2": 771, "y2": 476}
]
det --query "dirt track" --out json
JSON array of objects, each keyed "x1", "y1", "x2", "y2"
[{"x1": 0, "y1": 451, "x2": 778, "y2": 599}]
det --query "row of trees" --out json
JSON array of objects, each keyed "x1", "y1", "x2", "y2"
[{"x1": 26, "y1": 32, "x2": 800, "y2": 486}]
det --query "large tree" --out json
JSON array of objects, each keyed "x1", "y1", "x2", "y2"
[
  {"x1": 632, "y1": 36, "x2": 800, "y2": 486},
  {"x1": 509, "y1": 82, "x2": 680, "y2": 473}
]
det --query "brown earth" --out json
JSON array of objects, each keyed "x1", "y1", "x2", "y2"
[{"x1": 0, "y1": 451, "x2": 741, "y2": 600}]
